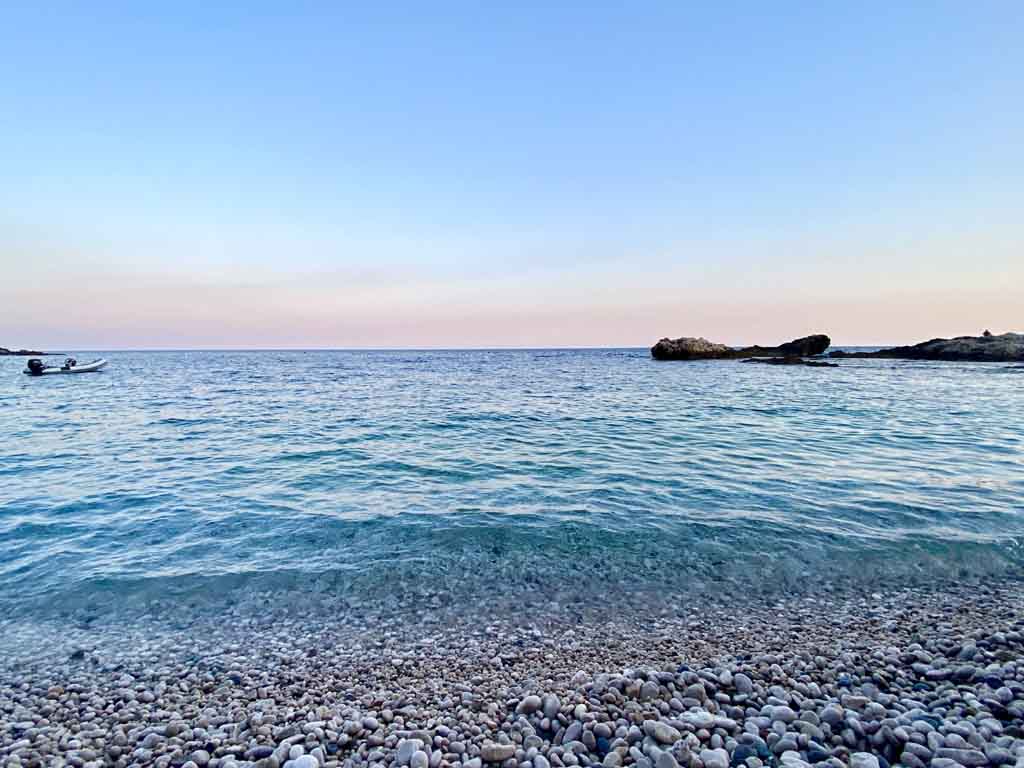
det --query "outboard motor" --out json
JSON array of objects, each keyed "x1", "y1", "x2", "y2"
[{"x1": 27, "y1": 359, "x2": 44, "y2": 375}]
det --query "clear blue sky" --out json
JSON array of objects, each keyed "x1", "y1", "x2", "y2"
[{"x1": 2, "y1": 1, "x2": 1021, "y2": 348}]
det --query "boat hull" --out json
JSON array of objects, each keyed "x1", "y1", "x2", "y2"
[{"x1": 25, "y1": 359, "x2": 107, "y2": 375}]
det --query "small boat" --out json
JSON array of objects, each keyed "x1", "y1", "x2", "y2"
[{"x1": 24, "y1": 357, "x2": 107, "y2": 376}]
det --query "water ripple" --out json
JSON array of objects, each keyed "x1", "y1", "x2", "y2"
[{"x1": 1, "y1": 348, "x2": 1022, "y2": 617}]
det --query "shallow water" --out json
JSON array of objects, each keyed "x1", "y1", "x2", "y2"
[{"x1": 1, "y1": 349, "x2": 1022, "y2": 619}]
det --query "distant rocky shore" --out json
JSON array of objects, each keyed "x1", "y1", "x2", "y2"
[
  {"x1": 830, "y1": 332, "x2": 1023, "y2": 362},
  {"x1": 651, "y1": 332, "x2": 1023, "y2": 363},
  {"x1": 0, "y1": 347, "x2": 48, "y2": 356}
]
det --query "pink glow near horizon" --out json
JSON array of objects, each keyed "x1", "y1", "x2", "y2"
[{"x1": 3, "y1": 258, "x2": 1021, "y2": 350}]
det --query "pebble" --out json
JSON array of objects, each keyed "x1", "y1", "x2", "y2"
[
  {"x1": 701, "y1": 748, "x2": 730, "y2": 768},
  {"x1": 772, "y1": 706, "x2": 797, "y2": 724},
  {"x1": 0, "y1": 581, "x2": 1020, "y2": 768},
  {"x1": 518, "y1": 694, "x2": 543, "y2": 714},
  {"x1": 644, "y1": 721, "x2": 681, "y2": 745},
  {"x1": 934, "y1": 749, "x2": 988, "y2": 767},
  {"x1": 398, "y1": 739, "x2": 426, "y2": 765},
  {"x1": 850, "y1": 753, "x2": 879, "y2": 768},
  {"x1": 482, "y1": 744, "x2": 517, "y2": 762}
]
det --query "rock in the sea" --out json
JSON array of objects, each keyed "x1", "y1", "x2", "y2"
[
  {"x1": 744, "y1": 334, "x2": 832, "y2": 357},
  {"x1": 650, "y1": 337, "x2": 734, "y2": 360},
  {"x1": 740, "y1": 356, "x2": 837, "y2": 367},
  {"x1": 830, "y1": 332, "x2": 1023, "y2": 362},
  {"x1": 0, "y1": 347, "x2": 47, "y2": 356},
  {"x1": 651, "y1": 334, "x2": 830, "y2": 361}
]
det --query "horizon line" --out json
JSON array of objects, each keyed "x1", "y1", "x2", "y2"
[{"x1": 8, "y1": 343, "x2": 893, "y2": 353}]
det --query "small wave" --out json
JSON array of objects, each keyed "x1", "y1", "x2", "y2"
[
  {"x1": 155, "y1": 416, "x2": 214, "y2": 426},
  {"x1": 0, "y1": 349, "x2": 1021, "y2": 622}
]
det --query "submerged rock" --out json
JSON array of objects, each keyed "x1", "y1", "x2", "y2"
[
  {"x1": 651, "y1": 334, "x2": 831, "y2": 361},
  {"x1": 830, "y1": 332, "x2": 1023, "y2": 362},
  {"x1": 740, "y1": 356, "x2": 837, "y2": 367}
]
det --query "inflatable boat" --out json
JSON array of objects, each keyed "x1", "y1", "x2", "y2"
[{"x1": 24, "y1": 358, "x2": 107, "y2": 375}]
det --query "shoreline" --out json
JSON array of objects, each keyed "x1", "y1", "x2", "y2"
[
  {"x1": 3, "y1": 522, "x2": 1020, "y2": 630},
  {"x1": 2, "y1": 579, "x2": 1022, "y2": 768}
]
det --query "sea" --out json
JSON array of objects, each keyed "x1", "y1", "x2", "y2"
[{"x1": 1, "y1": 349, "x2": 1022, "y2": 623}]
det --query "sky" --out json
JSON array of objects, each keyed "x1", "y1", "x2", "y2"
[{"x1": 2, "y1": 1, "x2": 1021, "y2": 349}]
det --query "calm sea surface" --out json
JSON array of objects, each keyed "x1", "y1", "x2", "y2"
[{"x1": 1, "y1": 349, "x2": 1022, "y2": 619}]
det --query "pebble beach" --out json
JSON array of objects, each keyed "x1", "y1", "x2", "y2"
[
  {"x1": 4, "y1": 352, "x2": 1023, "y2": 768},
  {"x1": 2, "y1": 578, "x2": 1022, "y2": 768}
]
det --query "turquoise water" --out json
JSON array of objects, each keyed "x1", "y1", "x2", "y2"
[{"x1": 1, "y1": 349, "x2": 1022, "y2": 619}]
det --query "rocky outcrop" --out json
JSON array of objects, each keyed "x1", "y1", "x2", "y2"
[
  {"x1": 651, "y1": 334, "x2": 831, "y2": 361},
  {"x1": 650, "y1": 337, "x2": 734, "y2": 360},
  {"x1": 742, "y1": 334, "x2": 832, "y2": 358},
  {"x1": 830, "y1": 332, "x2": 1023, "y2": 362},
  {"x1": 0, "y1": 347, "x2": 47, "y2": 356}
]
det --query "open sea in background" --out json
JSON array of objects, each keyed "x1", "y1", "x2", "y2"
[{"x1": 1, "y1": 348, "x2": 1022, "y2": 621}]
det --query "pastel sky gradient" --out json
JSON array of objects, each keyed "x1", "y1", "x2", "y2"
[{"x1": 2, "y1": 1, "x2": 1021, "y2": 348}]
